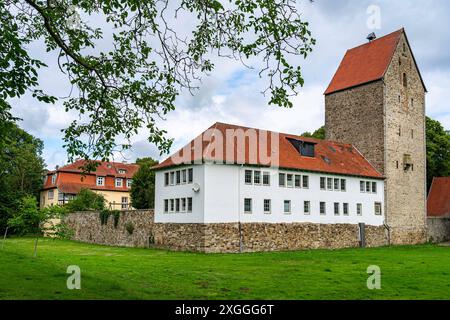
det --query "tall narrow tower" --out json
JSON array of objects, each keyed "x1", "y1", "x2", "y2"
[{"x1": 325, "y1": 29, "x2": 427, "y2": 244}]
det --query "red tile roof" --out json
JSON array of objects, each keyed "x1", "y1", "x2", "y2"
[
  {"x1": 42, "y1": 160, "x2": 139, "y2": 193},
  {"x1": 427, "y1": 177, "x2": 450, "y2": 217},
  {"x1": 153, "y1": 122, "x2": 383, "y2": 179},
  {"x1": 325, "y1": 29, "x2": 426, "y2": 95}
]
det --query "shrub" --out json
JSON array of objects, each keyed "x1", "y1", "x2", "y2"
[
  {"x1": 42, "y1": 204, "x2": 69, "y2": 219},
  {"x1": 125, "y1": 222, "x2": 134, "y2": 235},
  {"x1": 99, "y1": 210, "x2": 121, "y2": 228},
  {"x1": 66, "y1": 188, "x2": 106, "y2": 212},
  {"x1": 52, "y1": 223, "x2": 74, "y2": 240},
  {"x1": 8, "y1": 196, "x2": 47, "y2": 235}
]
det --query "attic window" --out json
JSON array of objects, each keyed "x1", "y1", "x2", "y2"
[
  {"x1": 118, "y1": 169, "x2": 126, "y2": 174},
  {"x1": 287, "y1": 138, "x2": 316, "y2": 158}
]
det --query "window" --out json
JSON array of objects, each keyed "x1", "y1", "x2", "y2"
[
  {"x1": 334, "y1": 178, "x2": 340, "y2": 191},
  {"x1": 51, "y1": 174, "x2": 57, "y2": 184},
  {"x1": 403, "y1": 73, "x2": 407, "y2": 87},
  {"x1": 327, "y1": 178, "x2": 333, "y2": 190},
  {"x1": 334, "y1": 203, "x2": 340, "y2": 216},
  {"x1": 115, "y1": 178, "x2": 123, "y2": 187},
  {"x1": 170, "y1": 199, "x2": 175, "y2": 212},
  {"x1": 302, "y1": 175, "x2": 309, "y2": 188},
  {"x1": 372, "y1": 182, "x2": 377, "y2": 193},
  {"x1": 48, "y1": 189, "x2": 54, "y2": 200},
  {"x1": 264, "y1": 199, "x2": 271, "y2": 214},
  {"x1": 263, "y1": 172, "x2": 270, "y2": 186},
  {"x1": 121, "y1": 197, "x2": 128, "y2": 209},
  {"x1": 375, "y1": 202, "x2": 382, "y2": 216},
  {"x1": 187, "y1": 197, "x2": 193, "y2": 212},
  {"x1": 254, "y1": 171, "x2": 261, "y2": 185},
  {"x1": 244, "y1": 198, "x2": 252, "y2": 213},
  {"x1": 360, "y1": 181, "x2": 365, "y2": 192},
  {"x1": 182, "y1": 170, "x2": 187, "y2": 184},
  {"x1": 245, "y1": 170, "x2": 252, "y2": 184},
  {"x1": 164, "y1": 199, "x2": 169, "y2": 213},
  {"x1": 396, "y1": 161, "x2": 399, "y2": 169},
  {"x1": 126, "y1": 179, "x2": 132, "y2": 188},
  {"x1": 320, "y1": 202, "x2": 326, "y2": 215},
  {"x1": 411, "y1": 129, "x2": 414, "y2": 139},
  {"x1": 181, "y1": 198, "x2": 186, "y2": 212},
  {"x1": 97, "y1": 176, "x2": 105, "y2": 186},
  {"x1": 294, "y1": 175, "x2": 301, "y2": 188},
  {"x1": 340, "y1": 179, "x2": 346, "y2": 192},
  {"x1": 286, "y1": 174, "x2": 293, "y2": 187},
  {"x1": 343, "y1": 203, "x2": 349, "y2": 216},
  {"x1": 118, "y1": 169, "x2": 126, "y2": 174},
  {"x1": 357, "y1": 203, "x2": 362, "y2": 216},
  {"x1": 188, "y1": 168, "x2": 193, "y2": 183},
  {"x1": 170, "y1": 172, "x2": 175, "y2": 185},
  {"x1": 175, "y1": 199, "x2": 180, "y2": 212},
  {"x1": 164, "y1": 173, "x2": 169, "y2": 186},
  {"x1": 279, "y1": 173, "x2": 286, "y2": 187},
  {"x1": 176, "y1": 171, "x2": 181, "y2": 184},
  {"x1": 284, "y1": 200, "x2": 291, "y2": 214},
  {"x1": 411, "y1": 98, "x2": 414, "y2": 108},
  {"x1": 366, "y1": 181, "x2": 371, "y2": 193},
  {"x1": 320, "y1": 177, "x2": 326, "y2": 190},
  {"x1": 304, "y1": 201, "x2": 310, "y2": 215}
]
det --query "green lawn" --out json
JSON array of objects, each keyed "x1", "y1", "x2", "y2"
[{"x1": 0, "y1": 237, "x2": 449, "y2": 300}]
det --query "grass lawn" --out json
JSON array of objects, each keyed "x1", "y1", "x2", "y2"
[{"x1": 0, "y1": 237, "x2": 449, "y2": 300}]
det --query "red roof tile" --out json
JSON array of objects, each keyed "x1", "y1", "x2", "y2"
[
  {"x1": 153, "y1": 122, "x2": 383, "y2": 179},
  {"x1": 42, "y1": 160, "x2": 139, "y2": 193},
  {"x1": 427, "y1": 177, "x2": 450, "y2": 217},
  {"x1": 325, "y1": 29, "x2": 403, "y2": 95}
]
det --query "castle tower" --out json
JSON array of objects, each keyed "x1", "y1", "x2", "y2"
[{"x1": 324, "y1": 29, "x2": 427, "y2": 244}]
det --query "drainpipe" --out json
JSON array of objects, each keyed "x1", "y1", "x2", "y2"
[{"x1": 238, "y1": 164, "x2": 243, "y2": 253}]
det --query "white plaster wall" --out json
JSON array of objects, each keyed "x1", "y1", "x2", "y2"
[
  {"x1": 155, "y1": 164, "x2": 385, "y2": 226},
  {"x1": 154, "y1": 165, "x2": 205, "y2": 223}
]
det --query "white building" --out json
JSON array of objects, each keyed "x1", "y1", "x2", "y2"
[{"x1": 154, "y1": 122, "x2": 385, "y2": 228}]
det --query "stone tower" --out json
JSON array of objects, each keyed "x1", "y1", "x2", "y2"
[{"x1": 324, "y1": 29, "x2": 427, "y2": 244}]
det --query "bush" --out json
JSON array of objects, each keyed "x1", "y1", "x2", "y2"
[
  {"x1": 125, "y1": 222, "x2": 134, "y2": 235},
  {"x1": 66, "y1": 188, "x2": 106, "y2": 212},
  {"x1": 99, "y1": 209, "x2": 121, "y2": 228},
  {"x1": 8, "y1": 196, "x2": 47, "y2": 235},
  {"x1": 52, "y1": 223, "x2": 74, "y2": 240},
  {"x1": 42, "y1": 204, "x2": 69, "y2": 219}
]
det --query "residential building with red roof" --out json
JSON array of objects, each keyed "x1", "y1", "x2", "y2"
[
  {"x1": 40, "y1": 160, "x2": 139, "y2": 210},
  {"x1": 147, "y1": 28, "x2": 429, "y2": 252},
  {"x1": 428, "y1": 177, "x2": 450, "y2": 217}
]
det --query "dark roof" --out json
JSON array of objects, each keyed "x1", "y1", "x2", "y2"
[
  {"x1": 153, "y1": 122, "x2": 383, "y2": 179},
  {"x1": 427, "y1": 177, "x2": 450, "y2": 217}
]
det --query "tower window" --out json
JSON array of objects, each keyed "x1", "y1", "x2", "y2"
[
  {"x1": 403, "y1": 73, "x2": 407, "y2": 87},
  {"x1": 399, "y1": 57, "x2": 401, "y2": 66},
  {"x1": 411, "y1": 98, "x2": 414, "y2": 108},
  {"x1": 403, "y1": 42, "x2": 406, "y2": 52},
  {"x1": 411, "y1": 129, "x2": 414, "y2": 139},
  {"x1": 398, "y1": 126, "x2": 401, "y2": 136}
]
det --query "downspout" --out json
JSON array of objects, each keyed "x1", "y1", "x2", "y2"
[
  {"x1": 238, "y1": 164, "x2": 243, "y2": 253},
  {"x1": 382, "y1": 79, "x2": 391, "y2": 245}
]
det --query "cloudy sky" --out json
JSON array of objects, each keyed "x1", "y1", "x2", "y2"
[{"x1": 11, "y1": 0, "x2": 450, "y2": 169}]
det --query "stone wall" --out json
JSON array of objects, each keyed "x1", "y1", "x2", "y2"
[
  {"x1": 153, "y1": 222, "x2": 389, "y2": 253},
  {"x1": 427, "y1": 217, "x2": 450, "y2": 243},
  {"x1": 64, "y1": 210, "x2": 154, "y2": 247},
  {"x1": 64, "y1": 211, "x2": 389, "y2": 252}
]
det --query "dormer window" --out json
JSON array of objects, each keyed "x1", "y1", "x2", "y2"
[
  {"x1": 118, "y1": 169, "x2": 126, "y2": 174},
  {"x1": 287, "y1": 138, "x2": 316, "y2": 158},
  {"x1": 96, "y1": 176, "x2": 105, "y2": 186},
  {"x1": 115, "y1": 178, "x2": 123, "y2": 187},
  {"x1": 51, "y1": 174, "x2": 57, "y2": 184}
]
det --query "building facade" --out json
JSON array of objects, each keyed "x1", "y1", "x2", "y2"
[
  {"x1": 152, "y1": 122, "x2": 388, "y2": 252},
  {"x1": 40, "y1": 160, "x2": 139, "y2": 210},
  {"x1": 325, "y1": 29, "x2": 427, "y2": 244}
]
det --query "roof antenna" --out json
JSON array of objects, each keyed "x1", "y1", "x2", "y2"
[{"x1": 367, "y1": 32, "x2": 377, "y2": 42}]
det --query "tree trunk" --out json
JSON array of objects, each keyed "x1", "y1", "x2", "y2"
[
  {"x1": 33, "y1": 236, "x2": 38, "y2": 258},
  {"x1": 1, "y1": 227, "x2": 8, "y2": 250}
]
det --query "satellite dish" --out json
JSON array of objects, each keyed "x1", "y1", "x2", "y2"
[{"x1": 192, "y1": 183, "x2": 201, "y2": 193}]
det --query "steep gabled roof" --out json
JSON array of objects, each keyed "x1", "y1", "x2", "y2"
[
  {"x1": 427, "y1": 177, "x2": 450, "y2": 217},
  {"x1": 325, "y1": 28, "x2": 426, "y2": 95},
  {"x1": 153, "y1": 122, "x2": 383, "y2": 179},
  {"x1": 55, "y1": 159, "x2": 139, "y2": 178}
]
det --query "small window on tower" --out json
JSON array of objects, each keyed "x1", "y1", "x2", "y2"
[
  {"x1": 398, "y1": 126, "x2": 402, "y2": 136},
  {"x1": 403, "y1": 42, "x2": 406, "y2": 52},
  {"x1": 403, "y1": 73, "x2": 407, "y2": 87}
]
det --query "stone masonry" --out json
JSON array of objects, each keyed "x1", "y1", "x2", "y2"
[
  {"x1": 64, "y1": 210, "x2": 389, "y2": 253},
  {"x1": 325, "y1": 32, "x2": 427, "y2": 245}
]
